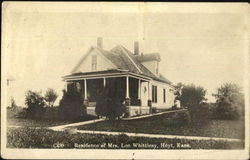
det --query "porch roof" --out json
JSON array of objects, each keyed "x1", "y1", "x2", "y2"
[{"x1": 63, "y1": 69, "x2": 152, "y2": 81}]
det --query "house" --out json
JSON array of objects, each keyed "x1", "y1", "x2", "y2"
[{"x1": 62, "y1": 38, "x2": 177, "y2": 117}]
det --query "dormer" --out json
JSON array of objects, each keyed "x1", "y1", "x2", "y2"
[
  {"x1": 136, "y1": 53, "x2": 161, "y2": 76},
  {"x1": 133, "y1": 41, "x2": 161, "y2": 76}
]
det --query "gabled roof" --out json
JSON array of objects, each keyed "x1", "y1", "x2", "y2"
[{"x1": 68, "y1": 45, "x2": 172, "y2": 84}]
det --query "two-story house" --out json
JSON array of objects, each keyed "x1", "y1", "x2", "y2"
[{"x1": 63, "y1": 38, "x2": 176, "y2": 116}]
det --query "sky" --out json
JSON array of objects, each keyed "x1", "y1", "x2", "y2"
[{"x1": 2, "y1": 2, "x2": 249, "y2": 106}]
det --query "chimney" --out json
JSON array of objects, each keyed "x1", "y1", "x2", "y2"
[
  {"x1": 134, "y1": 41, "x2": 139, "y2": 55},
  {"x1": 97, "y1": 37, "x2": 103, "y2": 48}
]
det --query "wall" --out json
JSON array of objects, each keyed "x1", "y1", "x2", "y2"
[
  {"x1": 73, "y1": 49, "x2": 115, "y2": 73},
  {"x1": 151, "y1": 80, "x2": 175, "y2": 109}
]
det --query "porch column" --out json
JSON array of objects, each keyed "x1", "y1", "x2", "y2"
[
  {"x1": 126, "y1": 76, "x2": 130, "y2": 99},
  {"x1": 125, "y1": 76, "x2": 131, "y2": 117},
  {"x1": 137, "y1": 79, "x2": 142, "y2": 107},
  {"x1": 138, "y1": 79, "x2": 142, "y2": 113},
  {"x1": 148, "y1": 81, "x2": 151, "y2": 100},
  {"x1": 64, "y1": 82, "x2": 67, "y2": 92},
  {"x1": 83, "y1": 79, "x2": 88, "y2": 112},
  {"x1": 138, "y1": 79, "x2": 141, "y2": 99},
  {"x1": 84, "y1": 79, "x2": 88, "y2": 100},
  {"x1": 103, "y1": 77, "x2": 106, "y2": 87},
  {"x1": 148, "y1": 81, "x2": 152, "y2": 109}
]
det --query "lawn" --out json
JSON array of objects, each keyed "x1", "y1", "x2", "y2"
[
  {"x1": 7, "y1": 115, "x2": 97, "y2": 128},
  {"x1": 7, "y1": 127, "x2": 244, "y2": 149},
  {"x1": 76, "y1": 112, "x2": 245, "y2": 139}
]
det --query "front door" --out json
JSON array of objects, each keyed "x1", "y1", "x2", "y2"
[{"x1": 140, "y1": 82, "x2": 148, "y2": 106}]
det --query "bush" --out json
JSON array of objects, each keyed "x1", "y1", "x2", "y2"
[
  {"x1": 59, "y1": 90, "x2": 84, "y2": 120},
  {"x1": 187, "y1": 103, "x2": 216, "y2": 122},
  {"x1": 213, "y1": 83, "x2": 244, "y2": 120},
  {"x1": 165, "y1": 110, "x2": 191, "y2": 127},
  {"x1": 25, "y1": 90, "x2": 45, "y2": 119},
  {"x1": 95, "y1": 79, "x2": 126, "y2": 120},
  {"x1": 172, "y1": 105, "x2": 178, "y2": 110},
  {"x1": 7, "y1": 107, "x2": 26, "y2": 119},
  {"x1": 151, "y1": 107, "x2": 157, "y2": 113}
]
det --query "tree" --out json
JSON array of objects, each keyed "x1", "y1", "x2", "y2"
[
  {"x1": 59, "y1": 89, "x2": 84, "y2": 120},
  {"x1": 213, "y1": 83, "x2": 244, "y2": 119},
  {"x1": 25, "y1": 90, "x2": 45, "y2": 119},
  {"x1": 180, "y1": 84, "x2": 207, "y2": 108},
  {"x1": 44, "y1": 88, "x2": 58, "y2": 107},
  {"x1": 179, "y1": 84, "x2": 207, "y2": 120}
]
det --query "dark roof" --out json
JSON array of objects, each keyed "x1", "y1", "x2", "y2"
[
  {"x1": 110, "y1": 45, "x2": 171, "y2": 84},
  {"x1": 68, "y1": 45, "x2": 172, "y2": 84},
  {"x1": 136, "y1": 53, "x2": 161, "y2": 62}
]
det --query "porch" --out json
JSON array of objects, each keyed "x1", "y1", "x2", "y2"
[{"x1": 64, "y1": 71, "x2": 153, "y2": 117}]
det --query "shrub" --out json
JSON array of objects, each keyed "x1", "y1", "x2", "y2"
[
  {"x1": 165, "y1": 110, "x2": 191, "y2": 127},
  {"x1": 25, "y1": 90, "x2": 45, "y2": 119},
  {"x1": 95, "y1": 78, "x2": 126, "y2": 120},
  {"x1": 172, "y1": 105, "x2": 178, "y2": 110},
  {"x1": 151, "y1": 107, "x2": 157, "y2": 113},
  {"x1": 59, "y1": 89, "x2": 84, "y2": 120}
]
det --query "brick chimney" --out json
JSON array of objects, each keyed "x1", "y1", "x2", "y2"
[
  {"x1": 97, "y1": 37, "x2": 103, "y2": 48},
  {"x1": 134, "y1": 41, "x2": 139, "y2": 55}
]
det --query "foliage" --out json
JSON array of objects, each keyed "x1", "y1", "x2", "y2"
[
  {"x1": 59, "y1": 89, "x2": 84, "y2": 120},
  {"x1": 25, "y1": 90, "x2": 45, "y2": 119},
  {"x1": 179, "y1": 84, "x2": 207, "y2": 108},
  {"x1": 174, "y1": 82, "x2": 183, "y2": 102},
  {"x1": 44, "y1": 88, "x2": 58, "y2": 107},
  {"x1": 213, "y1": 83, "x2": 244, "y2": 119},
  {"x1": 95, "y1": 79, "x2": 126, "y2": 120},
  {"x1": 7, "y1": 127, "x2": 243, "y2": 149},
  {"x1": 165, "y1": 110, "x2": 191, "y2": 127},
  {"x1": 7, "y1": 107, "x2": 25, "y2": 119},
  {"x1": 176, "y1": 84, "x2": 207, "y2": 120}
]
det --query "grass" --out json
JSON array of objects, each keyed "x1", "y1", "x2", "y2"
[
  {"x1": 7, "y1": 127, "x2": 244, "y2": 149},
  {"x1": 76, "y1": 112, "x2": 245, "y2": 139},
  {"x1": 7, "y1": 115, "x2": 97, "y2": 128}
]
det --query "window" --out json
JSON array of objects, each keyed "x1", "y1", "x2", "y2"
[
  {"x1": 152, "y1": 85, "x2": 157, "y2": 103},
  {"x1": 163, "y1": 88, "x2": 166, "y2": 103},
  {"x1": 92, "y1": 55, "x2": 97, "y2": 71}
]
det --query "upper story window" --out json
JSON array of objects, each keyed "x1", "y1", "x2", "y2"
[
  {"x1": 92, "y1": 55, "x2": 97, "y2": 71},
  {"x1": 152, "y1": 85, "x2": 157, "y2": 103}
]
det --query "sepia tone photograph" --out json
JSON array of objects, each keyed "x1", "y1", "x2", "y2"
[{"x1": 1, "y1": 2, "x2": 249, "y2": 159}]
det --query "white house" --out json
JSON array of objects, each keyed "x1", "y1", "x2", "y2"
[{"x1": 63, "y1": 38, "x2": 176, "y2": 116}]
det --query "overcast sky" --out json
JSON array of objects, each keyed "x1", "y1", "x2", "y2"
[{"x1": 3, "y1": 2, "x2": 249, "y2": 106}]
